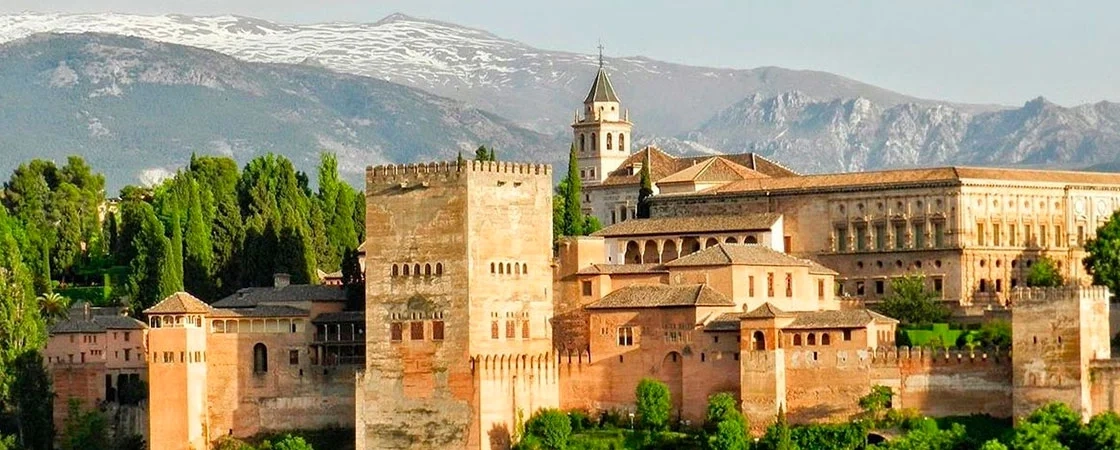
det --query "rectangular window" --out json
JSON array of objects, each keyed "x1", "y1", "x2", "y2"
[
  {"x1": 993, "y1": 224, "x2": 1001, "y2": 246},
  {"x1": 124, "y1": 349, "x2": 131, "y2": 361},
  {"x1": 934, "y1": 277, "x2": 943, "y2": 293},
  {"x1": 522, "y1": 321, "x2": 530, "y2": 339},
  {"x1": 617, "y1": 327, "x2": 634, "y2": 346},
  {"x1": 785, "y1": 273, "x2": 793, "y2": 297},
  {"x1": 432, "y1": 321, "x2": 445, "y2": 341},
  {"x1": 913, "y1": 222, "x2": 926, "y2": 249},
  {"x1": 506, "y1": 320, "x2": 515, "y2": 339},
  {"x1": 581, "y1": 280, "x2": 593, "y2": 296},
  {"x1": 855, "y1": 224, "x2": 867, "y2": 251},
  {"x1": 784, "y1": 236, "x2": 792, "y2": 251},
  {"x1": 835, "y1": 226, "x2": 848, "y2": 252},
  {"x1": 1040, "y1": 225, "x2": 1048, "y2": 247},
  {"x1": 894, "y1": 222, "x2": 907, "y2": 249},
  {"x1": 767, "y1": 273, "x2": 775, "y2": 297},
  {"x1": 491, "y1": 321, "x2": 499, "y2": 339},
  {"x1": 1009, "y1": 224, "x2": 1017, "y2": 246},
  {"x1": 817, "y1": 279, "x2": 825, "y2": 300},
  {"x1": 410, "y1": 322, "x2": 424, "y2": 340},
  {"x1": 289, "y1": 349, "x2": 299, "y2": 365},
  {"x1": 856, "y1": 281, "x2": 865, "y2": 296},
  {"x1": 874, "y1": 223, "x2": 886, "y2": 250},
  {"x1": 611, "y1": 211, "x2": 616, "y2": 224},
  {"x1": 391, "y1": 323, "x2": 403, "y2": 342},
  {"x1": 748, "y1": 276, "x2": 755, "y2": 297},
  {"x1": 124, "y1": 332, "x2": 130, "y2": 342},
  {"x1": 1055, "y1": 225, "x2": 1063, "y2": 247},
  {"x1": 933, "y1": 221, "x2": 945, "y2": 248},
  {"x1": 843, "y1": 330, "x2": 852, "y2": 341},
  {"x1": 875, "y1": 280, "x2": 885, "y2": 295},
  {"x1": 977, "y1": 222, "x2": 986, "y2": 246},
  {"x1": 1078, "y1": 225, "x2": 1086, "y2": 246},
  {"x1": 996, "y1": 279, "x2": 1003, "y2": 292}
]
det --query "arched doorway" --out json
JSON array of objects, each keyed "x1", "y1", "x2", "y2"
[
  {"x1": 660, "y1": 240, "x2": 679, "y2": 263},
  {"x1": 624, "y1": 241, "x2": 641, "y2": 264},
  {"x1": 753, "y1": 331, "x2": 766, "y2": 350},
  {"x1": 660, "y1": 352, "x2": 684, "y2": 422},
  {"x1": 681, "y1": 238, "x2": 701, "y2": 256},
  {"x1": 642, "y1": 241, "x2": 659, "y2": 264}
]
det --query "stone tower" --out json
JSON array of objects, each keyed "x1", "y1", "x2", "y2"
[
  {"x1": 144, "y1": 293, "x2": 211, "y2": 450},
  {"x1": 357, "y1": 161, "x2": 560, "y2": 450},
  {"x1": 571, "y1": 57, "x2": 632, "y2": 185}
]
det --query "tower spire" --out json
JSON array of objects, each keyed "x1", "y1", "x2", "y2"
[{"x1": 597, "y1": 40, "x2": 604, "y2": 69}]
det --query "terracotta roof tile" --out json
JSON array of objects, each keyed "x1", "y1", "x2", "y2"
[
  {"x1": 594, "y1": 148, "x2": 797, "y2": 188},
  {"x1": 592, "y1": 214, "x2": 780, "y2": 238},
  {"x1": 312, "y1": 311, "x2": 365, "y2": 323},
  {"x1": 665, "y1": 244, "x2": 837, "y2": 275},
  {"x1": 743, "y1": 302, "x2": 787, "y2": 319},
  {"x1": 212, "y1": 285, "x2": 347, "y2": 308},
  {"x1": 210, "y1": 305, "x2": 310, "y2": 318},
  {"x1": 658, "y1": 157, "x2": 768, "y2": 185},
  {"x1": 704, "y1": 312, "x2": 743, "y2": 331},
  {"x1": 785, "y1": 309, "x2": 898, "y2": 329},
  {"x1": 586, "y1": 284, "x2": 734, "y2": 309},
  {"x1": 576, "y1": 263, "x2": 668, "y2": 275},
  {"x1": 144, "y1": 292, "x2": 213, "y2": 315}
]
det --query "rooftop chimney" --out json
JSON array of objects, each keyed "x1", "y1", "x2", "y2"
[
  {"x1": 273, "y1": 273, "x2": 291, "y2": 289},
  {"x1": 83, "y1": 302, "x2": 91, "y2": 320}
]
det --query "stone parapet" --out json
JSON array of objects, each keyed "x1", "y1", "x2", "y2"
[
  {"x1": 367, "y1": 161, "x2": 551, "y2": 181},
  {"x1": 870, "y1": 346, "x2": 1010, "y2": 367}
]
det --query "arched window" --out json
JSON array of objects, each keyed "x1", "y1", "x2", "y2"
[
  {"x1": 391, "y1": 264, "x2": 399, "y2": 277},
  {"x1": 619, "y1": 133, "x2": 625, "y2": 151},
  {"x1": 490, "y1": 262, "x2": 496, "y2": 274},
  {"x1": 424, "y1": 264, "x2": 432, "y2": 276},
  {"x1": 793, "y1": 334, "x2": 802, "y2": 346},
  {"x1": 745, "y1": 236, "x2": 759, "y2": 244},
  {"x1": 436, "y1": 263, "x2": 443, "y2": 276},
  {"x1": 591, "y1": 133, "x2": 597, "y2": 151},
  {"x1": 606, "y1": 133, "x2": 613, "y2": 150},
  {"x1": 403, "y1": 265, "x2": 410, "y2": 276},
  {"x1": 253, "y1": 343, "x2": 268, "y2": 373},
  {"x1": 506, "y1": 263, "x2": 512, "y2": 274},
  {"x1": 580, "y1": 134, "x2": 585, "y2": 152},
  {"x1": 822, "y1": 333, "x2": 831, "y2": 346},
  {"x1": 807, "y1": 333, "x2": 817, "y2": 346},
  {"x1": 499, "y1": 264, "x2": 504, "y2": 274},
  {"x1": 413, "y1": 264, "x2": 421, "y2": 276},
  {"x1": 753, "y1": 331, "x2": 766, "y2": 351},
  {"x1": 522, "y1": 263, "x2": 528, "y2": 274}
]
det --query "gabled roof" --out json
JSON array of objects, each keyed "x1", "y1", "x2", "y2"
[
  {"x1": 584, "y1": 67, "x2": 620, "y2": 103},
  {"x1": 210, "y1": 305, "x2": 309, "y2": 318},
  {"x1": 704, "y1": 313, "x2": 743, "y2": 331},
  {"x1": 586, "y1": 284, "x2": 734, "y2": 309},
  {"x1": 576, "y1": 263, "x2": 668, "y2": 275},
  {"x1": 594, "y1": 147, "x2": 797, "y2": 188},
  {"x1": 212, "y1": 285, "x2": 347, "y2": 308},
  {"x1": 50, "y1": 310, "x2": 147, "y2": 334},
  {"x1": 665, "y1": 244, "x2": 836, "y2": 275},
  {"x1": 743, "y1": 302, "x2": 788, "y2": 319},
  {"x1": 144, "y1": 292, "x2": 213, "y2": 315},
  {"x1": 592, "y1": 213, "x2": 780, "y2": 238},
  {"x1": 658, "y1": 157, "x2": 768, "y2": 185},
  {"x1": 785, "y1": 309, "x2": 898, "y2": 329}
]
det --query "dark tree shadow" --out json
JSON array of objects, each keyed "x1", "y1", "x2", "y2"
[{"x1": 488, "y1": 422, "x2": 511, "y2": 450}]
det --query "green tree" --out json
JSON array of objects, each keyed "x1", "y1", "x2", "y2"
[
  {"x1": 872, "y1": 274, "x2": 949, "y2": 324},
  {"x1": 525, "y1": 408, "x2": 572, "y2": 450},
  {"x1": 189, "y1": 155, "x2": 243, "y2": 297},
  {"x1": 556, "y1": 143, "x2": 585, "y2": 238},
  {"x1": 165, "y1": 210, "x2": 185, "y2": 293},
  {"x1": 980, "y1": 440, "x2": 1009, "y2": 450},
  {"x1": 59, "y1": 399, "x2": 109, "y2": 450},
  {"x1": 269, "y1": 434, "x2": 314, "y2": 450},
  {"x1": 9, "y1": 351, "x2": 53, "y2": 450},
  {"x1": 1027, "y1": 256, "x2": 1064, "y2": 287},
  {"x1": 859, "y1": 385, "x2": 893, "y2": 422},
  {"x1": 706, "y1": 392, "x2": 741, "y2": 429},
  {"x1": 182, "y1": 177, "x2": 215, "y2": 299},
  {"x1": 237, "y1": 154, "x2": 318, "y2": 286},
  {"x1": 0, "y1": 209, "x2": 45, "y2": 409},
  {"x1": 0, "y1": 435, "x2": 15, "y2": 450},
  {"x1": 341, "y1": 248, "x2": 364, "y2": 311},
  {"x1": 636, "y1": 378, "x2": 671, "y2": 431},
  {"x1": 711, "y1": 419, "x2": 749, "y2": 450},
  {"x1": 121, "y1": 201, "x2": 174, "y2": 312},
  {"x1": 1085, "y1": 211, "x2": 1120, "y2": 296},
  {"x1": 37, "y1": 292, "x2": 70, "y2": 323},
  {"x1": 871, "y1": 423, "x2": 966, "y2": 450},
  {"x1": 315, "y1": 153, "x2": 361, "y2": 272},
  {"x1": 1085, "y1": 411, "x2": 1120, "y2": 450},
  {"x1": 637, "y1": 152, "x2": 653, "y2": 219},
  {"x1": 475, "y1": 145, "x2": 496, "y2": 162},
  {"x1": 977, "y1": 320, "x2": 1012, "y2": 349}
]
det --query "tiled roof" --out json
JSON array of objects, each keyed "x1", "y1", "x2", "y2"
[
  {"x1": 743, "y1": 302, "x2": 787, "y2": 319},
  {"x1": 592, "y1": 214, "x2": 780, "y2": 238},
  {"x1": 50, "y1": 304, "x2": 146, "y2": 334},
  {"x1": 704, "y1": 312, "x2": 743, "y2": 331},
  {"x1": 785, "y1": 309, "x2": 898, "y2": 329},
  {"x1": 703, "y1": 166, "x2": 1120, "y2": 197},
  {"x1": 658, "y1": 157, "x2": 768, "y2": 184},
  {"x1": 586, "y1": 284, "x2": 734, "y2": 309},
  {"x1": 584, "y1": 67, "x2": 621, "y2": 103},
  {"x1": 145, "y1": 292, "x2": 213, "y2": 315},
  {"x1": 210, "y1": 305, "x2": 310, "y2": 318},
  {"x1": 576, "y1": 263, "x2": 668, "y2": 275},
  {"x1": 212, "y1": 285, "x2": 347, "y2": 308},
  {"x1": 665, "y1": 244, "x2": 837, "y2": 275},
  {"x1": 312, "y1": 311, "x2": 366, "y2": 323},
  {"x1": 594, "y1": 148, "x2": 796, "y2": 188}
]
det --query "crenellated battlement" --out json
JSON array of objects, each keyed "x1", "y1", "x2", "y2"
[
  {"x1": 471, "y1": 352, "x2": 556, "y2": 372},
  {"x1": 1010, "y1": 286, "x2": 1110, "y2": 305},
  {"x1": 366, "y1": 160, "x2": 552, "y2": 181},
  {"x1": 870, "y1": 346, "x2": 1010, "y2": 366}
]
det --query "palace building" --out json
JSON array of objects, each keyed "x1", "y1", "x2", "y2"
[{"x1": 41, "y1": 62, "x2": 1120, "y2": 450}]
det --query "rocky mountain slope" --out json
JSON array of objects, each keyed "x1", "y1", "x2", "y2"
[
  {"x1": 0, "y1": 33, "x2": 558, "y2": 190},
  {"x1": 0, "y1": 12, "x2": 972, "y2": 136},
  {"x1": 684, "y1": 93, "x2": 1120, "y2": 173}
]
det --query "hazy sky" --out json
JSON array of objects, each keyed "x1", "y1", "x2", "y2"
[{"x1": 2, "y1": 0, "x2": 1116, "y2": 107}]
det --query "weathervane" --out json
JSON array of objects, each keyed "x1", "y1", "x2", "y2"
[{"x1": 597, "y1": 40, "x2": 604, "y2": 69}]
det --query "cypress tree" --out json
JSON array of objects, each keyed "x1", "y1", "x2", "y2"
[
  {"x1": 563, "y1": 143, "x2": 584, "y2": 236},
  {"x1": 475, "y1": 145, "x2": 490, "y2": 161},
  {"x1": 637, "y1": 151, "x2": 653, "y2": 219},
  {"x1": 122, "y1": 201, "x2": 173, "y2": 313},
  {"x1": 182, "y1": 179, "x2": 214, "y2": 298}
]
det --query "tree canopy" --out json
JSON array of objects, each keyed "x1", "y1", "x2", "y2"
[
  {"x1": 1027, "y1": 256, "x2": 1064, "y2": 287},
  {"x1": 872, "y1": 274, "x2": 950, "y2": 325},
  {"x1": 1084, "y1": 211, "x2": 1120, "y2": 295}
]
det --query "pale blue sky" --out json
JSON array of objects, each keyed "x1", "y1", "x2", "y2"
[{"x1": 2, "y1": 0, "x2": 1117, "y2": 106}]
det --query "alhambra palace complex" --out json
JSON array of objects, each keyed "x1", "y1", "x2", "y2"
[{"x1": 42, "y1": 66, "x2": 1120, "y2": 449}]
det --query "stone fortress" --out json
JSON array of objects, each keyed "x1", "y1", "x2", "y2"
[{"x1": 39, "y1": 63, "x2": 1120, "y2": 449}]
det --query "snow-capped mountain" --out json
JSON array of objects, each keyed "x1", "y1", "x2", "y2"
[
  {"x1": 0, "y1": 12, "x2": 963, "y2": 136},
  {"x1": 0, "y1": 33, "x2": 559, "y2": 190}
]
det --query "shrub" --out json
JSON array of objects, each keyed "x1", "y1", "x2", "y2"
[
  {"x1": 569, "y1": 410, "x2": 593, "y2": 433},
  {"x1": 710, "y1": 419, "x2": 749, "y2": 450},
  {"x1": 636, "y1": 378, "x2": 672, "y2": 431},
  {"x1": 525, "y1": 408, "x2": 572, "y2": 450}
]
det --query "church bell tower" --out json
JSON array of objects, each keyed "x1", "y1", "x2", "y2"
[{"x1": 572, "y1": 49, "x2": 632, "y2": 185}]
